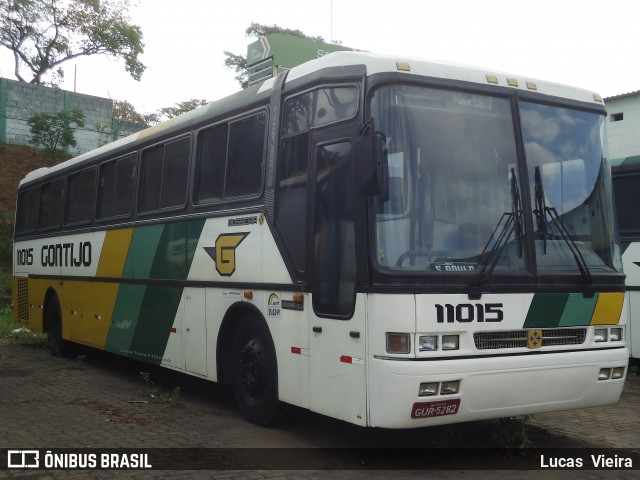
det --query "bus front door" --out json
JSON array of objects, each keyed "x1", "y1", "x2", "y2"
[{"x1": 308, "y1": 135, "x2": 367, "y2": 426}]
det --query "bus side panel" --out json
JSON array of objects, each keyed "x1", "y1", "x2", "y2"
[{"x1": 621, "y1": 242, "x2": 640, "y2": 360}]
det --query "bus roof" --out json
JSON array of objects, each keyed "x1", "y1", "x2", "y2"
[{"x1": 20, "y1": 51, "x2": 603, "y2": 187}]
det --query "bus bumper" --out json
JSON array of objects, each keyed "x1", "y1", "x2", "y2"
[{"x1": 367, "y1": 347, "x2": 628, "y2": 428}]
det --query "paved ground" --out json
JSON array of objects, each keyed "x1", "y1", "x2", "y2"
[{"x1": 0, "y1": 337, "x2": 639, "y2": 479}]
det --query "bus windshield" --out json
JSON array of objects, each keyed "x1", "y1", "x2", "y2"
[{"x1": 371, "y1": 84, "x2": 621, "y2": 276}]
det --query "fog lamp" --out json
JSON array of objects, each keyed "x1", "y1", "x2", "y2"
[
  {"x1": 442, "y1": 335, "x2": 459, "y2": 350},
  {"x1": 598, "y1": 368, "x2": 611, "y2": 380},
  {"x1": 594, "y1": 328, "x2": 608, "y2": 343},
  {"x1": 612, "y1": 367, "x2": 625, "y2": 379},
  {"x1": 387, "y1": 333, "x2": 410, "y2": 354},
  {"x1": 610, "y1": 328, "x2": 623, "y2": 342},
  {"x1": 440, "y1": 380, "x2": 460, "y2": 395},
  {"x1": 419, "y1": 335, "x2": 438, "y2": 352},
  {"x1": 419, "y1": 382, "x2": 439, "y2": 396}
]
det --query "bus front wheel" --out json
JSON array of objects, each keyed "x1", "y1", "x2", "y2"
[{"x1": 231, "y1": 315, "x2": 281, "y2": 426}]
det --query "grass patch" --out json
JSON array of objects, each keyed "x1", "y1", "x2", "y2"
[
  {"x1": 0, "y1": 304, "x2": 47, "y2": 346},
  {"x1": 138, "y1": 371, "x2": 181, "y2": 407}
]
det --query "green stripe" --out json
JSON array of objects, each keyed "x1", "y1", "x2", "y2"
[
  {"x1": 104, "y1": 284, "x2": 147, "y2": 354},
  {"x1": 523, "y1": 293, "x2": 568, "y2": 328},
  {"x1": 124, "y1": 224, "x2": 164, "y2": 278},
  {"x1": 128, "y1": 285, "x2": 183, "y2": 364},
  {"x1": 106, "y1": 219, "x2": 206, "y2": 363},
  {"x1": 558, "y1": 293, "x2": 599, "y2": 326}
]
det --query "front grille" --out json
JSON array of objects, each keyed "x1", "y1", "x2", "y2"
[
  {"x1": 474, "y1": 328, "x2": 587, "y2": 350},
  {"x1": 16, "y1": 277, "x2": 29, "y2": 323}
]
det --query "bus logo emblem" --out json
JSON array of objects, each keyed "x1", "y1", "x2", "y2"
[
  {"x1": 204, "y1": 232, "x2": 249, "y2": 277},
  {"x1": 528, "y1": 329, "x2": 543, "y2": 349}
]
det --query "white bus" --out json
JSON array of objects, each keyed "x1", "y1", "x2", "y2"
[
  {"x1": 13, "y1": 52, "x2": 627, "y2": 428},
  {"x1": 611, "y1": 156, "x2": 640, "y2": 364}
]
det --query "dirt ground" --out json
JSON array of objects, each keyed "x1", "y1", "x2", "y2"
[{"x1": 0, "y1": 338, "x2": 639, "y2": 479}]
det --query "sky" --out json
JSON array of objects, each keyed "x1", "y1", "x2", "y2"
[{"x1": 0, "y1": 0, "x2": 638, "y2": 114}]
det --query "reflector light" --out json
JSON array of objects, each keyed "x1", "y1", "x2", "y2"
[
  {"x1": 610, "y1": 328, "x2": 623, "y2": 342},
  {"x1": 419, "y1": 383, "x2": 438, "y2": 396},
  {"x1": 419, "y1": 335, "x2": 438, "y2": 352},
  {"x1": 598, "y1": 368, "x2": 611, "y2": 381},
  {"x1": 594, "y1": 328, "x2": 608, "y2": 343},
  {"x1": 442, "y1": 335, "x2": 459, "y2": 351},
  {"x1": 387, "y1": 333, "x2": 411, "y2": 354},
  {"x1": 440, "y1": 381, "x2": 460, "y2": 395},
  {"x1": 612, "y1": 367, "x2": 625, "y2": 379}
]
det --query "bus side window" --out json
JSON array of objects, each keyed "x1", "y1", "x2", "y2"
[
  {"x1": 277, "y1": 132, "x2": 310, "y2": 272},
  {"x1": 613, "y1": 173, "x2": 640, "y2": 233},
  {"x1": 39, "y1": 179, "x2": 64, "y2": 230},
  {"x1": 16, "y1": 188, "x2": 40, "y2": 234},
  {"x1": 140, "y1": 137, "x2": 190, "y2": 212},
  {"x1": 195, "y1": 124, "x2": 227, "y2": 203},
  {"x1": 161, "y1": 137, "x2": 190, "y2": 208},
  {"x1": 65, "y1": 168, "x2": 96, "y2": 225},
  {"x1": 97, "y1": 154, "x2": 137, "y2": 219},
  {"x1": 225, "y1": 113, "x2": 266, "y2": 198}
]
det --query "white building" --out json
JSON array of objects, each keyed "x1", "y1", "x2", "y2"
[{"x1": 605, "y1": 91, "x2": 640, "y2": 163}]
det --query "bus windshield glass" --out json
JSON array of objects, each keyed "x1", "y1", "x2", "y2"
[
  {"x1": 520, "y1": 101, "x2": 621, "y2": 273},
  {"x1": 371, "y1": 84, "x2": 621, "y2": 276}
]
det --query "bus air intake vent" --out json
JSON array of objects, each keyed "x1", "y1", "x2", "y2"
[
  {"x1": 17, "y1": 277, "x2": 29, "y2": 323},
  {"x1": 474, "y1": 328, "x2": 587, "y2": 350}
]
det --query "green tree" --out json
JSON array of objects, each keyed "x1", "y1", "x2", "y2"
[
  {"x1": 0, "y1": 212, "x2": 14, "y2": 304},
  {"x1": 0, "y1": 0, "x2": 145, "y2": 85},
  {"x1": 157, "y1": 98, "x2": 209, "y2": 122},
  {"x1": 113, "y1": 99, "x2": 151, "y2": 125},
  {"x1": 223, "y1": 23, "x2": 326, "y2": 89},
  {"x1": 27, "y1": 107, "x2": 85, "y2": 162}
]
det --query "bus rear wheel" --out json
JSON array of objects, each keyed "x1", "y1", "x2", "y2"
[
  {"x1": 45, "y1": 296, "x2": 70, "y2": 357},
  {"x1": 231, "y1": 315, "x2": 281, "y2": 426}
]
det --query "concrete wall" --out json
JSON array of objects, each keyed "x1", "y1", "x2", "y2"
[
  {"x1": 605, "y1": 92, "x2": 640, "y2": 161},
  {"x1": 0, "y1": 77, "x2": 144, "y2": 155}
]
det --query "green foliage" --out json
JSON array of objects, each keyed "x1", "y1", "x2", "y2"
[
  {"x1": 0, "y1": 0, "x2": 145, "y2": 85},
  {"x1": 223, "y1": 23, "x2": 328, "y2": 89},
  {"x1": 0, "y1": 212, "x2": 13, "y2": 304},
  {"x1": 113, "y1": 99, "x2": 150, "y2": 126},
  {"x1": 0, "y1": 304, "x2": 12, "y2": 336},
  {"x1": 245, "y1": 22, "x2": 325, "y2": 42},
  {"x1": 492, "y1": 418, "x2": 533, "y2": 448},
  {"x1": 0, "y1": 307, "x2": 47, "y2": 345},
  {"x1": 27, "y1": 108, "x2": 85, "y2": 163},
  {"x1": 157, "y1": 99, "x2": 209, "y2": 122},
  {"x1": 138, "y1": 371, "x2": 181, "y2": 407}
]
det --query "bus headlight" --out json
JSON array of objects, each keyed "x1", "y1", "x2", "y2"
[
  {"x1": 440, "y1": 381, "x2": 460, "y2": 395},
  {"x1": 594, "y1": 328, "x2": 608, "y2": 343},
  {"x1": 598, "y1": 368, "x2": 611, "y2": 380},
  {"x1": 419, "y1": 382, "x2": 439, "y2": 396},
  {"x1": 442, "y1": 335, "x2": 459, "y2": 351},
  {"x1": 419, "y1": 335, "x2": 438, "y2": 352},
  {"x1": 612, "y1": 367, "x2": 625, "y2": 379},
  {"x1": 387, "y1": 333, "x2": 411, "y2": 354},
  {"x1": 610, "y1": 328, "x2": 623, "y2": 342}
]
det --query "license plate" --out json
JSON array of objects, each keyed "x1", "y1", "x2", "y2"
[{"x1": 411, "y1": 399, "x2": 461, "y2": 419}]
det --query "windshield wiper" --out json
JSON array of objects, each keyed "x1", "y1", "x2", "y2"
[
  {"x1": 533, "y1": 166, "x2": 594, "y2": 296},
  {"x1": 469, "y1": 168, "x2": 523, "y2": 299}
]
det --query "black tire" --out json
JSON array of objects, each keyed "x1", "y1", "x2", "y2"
[
  {"x1": 45, "y1": 296, "x2": 71, "y2": 357},
  {"x1": 231, "y1": 315, "x2": 281, "y2": 425}
]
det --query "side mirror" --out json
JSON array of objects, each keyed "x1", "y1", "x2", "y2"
[{"x1": 355, "y1": 119, "x2": 388, "y2": 197}]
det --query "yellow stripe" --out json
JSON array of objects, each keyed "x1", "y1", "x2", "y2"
[
  {"x1": 96, "y1": 228, "x2": 133, "y2": 277},
  {"x1": 590, "y1": 292, "x2": 624, "y2": 325}
]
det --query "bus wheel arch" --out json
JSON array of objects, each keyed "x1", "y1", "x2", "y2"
[
  {"x1": 217, "y1": 304, "x2": 281, "y2": 426},
  {"x1": 43, "y1": 288, "x2": 69, "y2": 356}
]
